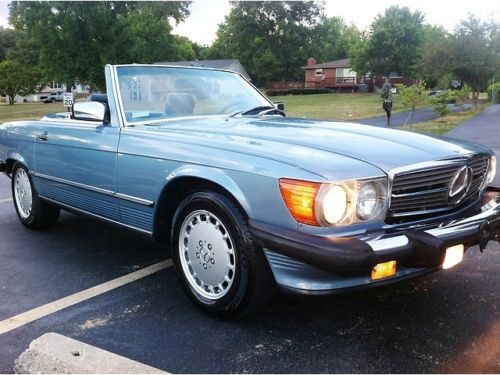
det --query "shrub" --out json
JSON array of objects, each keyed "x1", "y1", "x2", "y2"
[
  {"x1": 429, "y1": 90, "x2": 451, "y2": 118},
  {"x1": 436, "y1": 73, "x2": 455, "y2": 90},
  {"x1": 487, "y1": 82, "x2": 500, "y2": 104},
  {"x1": 397, "y1": 83, "x2": 425, "y2": 126},
  {"x1": 452, "y1": 84, "x2": 471, "y2": 107}
]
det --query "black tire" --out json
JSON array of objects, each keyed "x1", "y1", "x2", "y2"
[
  {"x1": 172, "y1": 190, "x2": 275, "y2": 318},
  {"x1": 51, "y1": 98, "x2": 56, "y2": 103},
  {"x1": 11, "y1": 164, "x2": 60, "y2": 229}
]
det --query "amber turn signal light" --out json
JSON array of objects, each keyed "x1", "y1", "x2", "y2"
[
  {"x1": 371, "y1": 260, "x2": 397, "y2": 280},
  {"x1": 279, "y1": 178, "x2": 320, "y2": 226}
]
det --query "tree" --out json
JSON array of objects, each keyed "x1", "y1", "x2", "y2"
[
  {"x1": 0, "y1": 59, "x2": 39, "y2": 104},
  {"x1": 348, "y1": 36, "x2": 370, "y2": 79},
  {"x1": 418, "y1": 25, "x2": 454, "y2": 87},
  {"x1": 398, "y1": 82, "x2": 425, "y2": 126},
  {"x1": 8, "y1": 1, "x2": 190, "y2": 90},
  {"x1": 311, "y1": 17, "x2": 361, "y2": 63},
  {"x1": 0, "y1": 27, "x2": 18, "y2": 62},
  {"x1": 350, "y1": 6, "x2": 424, "y2": 78},
  {"x1": 429, "y1": 91, "x2": 451, "y2": 118},
  {"x1": 205, "y1": 1, "x2": 322, "y2": 85},
  {"x1": 453, "y1": 84, "x2": 471, "y2": 107},
  {"x1": 451, "y1": 16, "x2": 500, "y2": 108},
  {"x1": 487, "y1": 82, "x2": 500, "y2": 104}
]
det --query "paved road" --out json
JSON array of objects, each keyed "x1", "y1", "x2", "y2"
[
  {"x1": 446, "y1": 104, "x2": 500, "y2": 185},
  {"x1": 357, "y1": 104, "x2": 469, "y2": 128},
  {"x1": 0, "y1": 108, "x2": 499, "y2": 373}
]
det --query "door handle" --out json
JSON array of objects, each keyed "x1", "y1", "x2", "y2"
[{"x1": 36, "y1": 131, "x2": 48, "y2": 141}]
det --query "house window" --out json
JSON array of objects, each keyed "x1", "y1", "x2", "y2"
[
  {"x1": 49, "y1": 82, "x2": 62, "y2": 89},
  {"x1": 315, "y1": 69, "x2": 323, "y2": 76}
]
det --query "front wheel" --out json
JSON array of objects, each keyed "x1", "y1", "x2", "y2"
[
  {"x1": 12, "y1": 164, "x2": 60, "y2": 229},
  {"x1": 172, "y1": 190, "x2": 275, "y2": 318}
]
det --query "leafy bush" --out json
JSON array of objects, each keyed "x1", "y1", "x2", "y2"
[
  {"x1": 452, "y1": 84, "x2": 471, "y2": 107},
  {"x1": 429, "y1": 90, "x2": 451, "y2": 117},
  {"x1": 398, "y1": 83, "x2": 425, "y2": 109},
  {"x1": 397, "y1": 83, "x2": 425, "y2": 125},
  {"x1": 436, "y1": 73, "x2": 455, "y2": 90},
  {"x1": 487, "y1": 82, "x2": 500, "y2": 104}
]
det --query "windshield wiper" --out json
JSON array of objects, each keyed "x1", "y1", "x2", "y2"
[{"x1": 230, "y1": 105, "x2": 285, "y2": 117}]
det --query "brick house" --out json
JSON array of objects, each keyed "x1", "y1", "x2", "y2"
[
  {"x1": 302, "y1": 58, "x2": 358, "y2": 90},
  {"x1": 302, "y1": 57, "x2": 416, "y2": 92}
]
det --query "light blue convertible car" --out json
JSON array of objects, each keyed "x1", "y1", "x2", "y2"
[{"x1": 1, "y1": 64, "x2": 499, "y2": 317}]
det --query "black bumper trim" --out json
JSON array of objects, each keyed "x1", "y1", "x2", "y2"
[
  {"x1": 249, "y1": 189, "x2": 500, "y2": 276},
  {"x1": 249, "y1": 220, "x2": 380, "y2": 275},
  {"x1": 249, "y1": 220, "x2": 417, "y2": 275}
]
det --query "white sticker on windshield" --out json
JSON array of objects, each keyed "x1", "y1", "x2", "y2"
[{"x1": 132, "y1": 111, "x2": 150, "y2": 118}]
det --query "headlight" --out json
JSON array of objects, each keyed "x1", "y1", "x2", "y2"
[
  {"x1": 482, "y1": 155, "x2": 497, "y2": 188},
  {"x1": 357, "y1": 182, "x2": 386, "y2": 220},
  {"x1": 322, "y1": 185, "x2": 348, "y2": 224},
  {"x1": 280, "y1": 177, "x2": 388, "y2": 227},
  {"x1": 318, "y1": 179, "x2": 388, "y2": 225}
]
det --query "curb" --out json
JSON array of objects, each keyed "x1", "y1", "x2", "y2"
[{"x1": 14, "y1": 332, "x2": 167, "y2": 374}]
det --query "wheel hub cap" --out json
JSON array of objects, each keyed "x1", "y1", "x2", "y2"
[
  {"x1": 179, "y1": 210, "x2": 236, "y2": 300},
  {"x1": 14, "y1": 169, "x2": 33, "y2": 219}
]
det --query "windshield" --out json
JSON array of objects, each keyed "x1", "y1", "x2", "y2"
[{"x1": 116, "y1": 66, "x2": 271, "y2": 124}]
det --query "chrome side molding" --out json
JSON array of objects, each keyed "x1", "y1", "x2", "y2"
[
  {"x1": 39, "y1": 195, "x2": 153, "y2": 236},
  {"x1": 32, "y1": 172, "x2": 154, "y2": 207}
]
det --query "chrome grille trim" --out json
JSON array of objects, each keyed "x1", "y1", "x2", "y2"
[{"x1": 388, "y1": 155, "x2": 489, "y2": 218}]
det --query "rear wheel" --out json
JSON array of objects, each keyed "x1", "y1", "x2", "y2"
[
  {"x1": 12, "y1": 164, "x2": 60, "y2": 229},
  {"x1": 172, "y1": 190, "x2": 275, "y2": 318},
  {"x1": 51, "y1": 98, "x2": 56, "y2": 103}
]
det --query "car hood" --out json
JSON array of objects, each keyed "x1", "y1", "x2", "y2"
[{"x1": 141, "y1": 116, "x2": 491, "y2": 179}]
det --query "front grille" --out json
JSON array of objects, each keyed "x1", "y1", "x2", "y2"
[{"x1": 389, "y1": 156, "x2": 489, "y2": 218}]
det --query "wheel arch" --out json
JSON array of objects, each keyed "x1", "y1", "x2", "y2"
[
  {"x1": 5, "y1": 151, "x2": 28, "y2": 175},
  {"x1": 152, "y1": 166, "x2": 252, "y2": 243}
]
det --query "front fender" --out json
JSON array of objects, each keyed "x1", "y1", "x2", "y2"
[
  {"x1": 6, "y1": 150, "x2": 27, "y2": 166},
  {"x1": 165, "y1": 164, "x2": 251, "y2": 215}
]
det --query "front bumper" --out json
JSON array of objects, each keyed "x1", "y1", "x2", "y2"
[{"x1": 250, "y1": 187, "x2": 500, "y2": 294}]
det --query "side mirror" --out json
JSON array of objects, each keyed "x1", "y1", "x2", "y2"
[
  {"x1": 275, "y1": 102, "x2": 285, "y2": 111},
  {"x1": 72, "y1": 102, "x2": 109, "y2": 123}
]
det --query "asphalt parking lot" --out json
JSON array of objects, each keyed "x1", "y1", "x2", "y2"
[{"x1": 0, "y1": 176, "x2": 499, "y2": 373}]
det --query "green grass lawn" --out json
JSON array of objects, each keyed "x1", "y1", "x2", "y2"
[
  {"x1": 0, "y1": 102, "x2": 65, "y2": 123},
  {"x1": 400, "y1": 104, "x2": 489, "y2": 135},
  {"x1": 271, "y1": 92, "x2": 416, "y2": 121}
]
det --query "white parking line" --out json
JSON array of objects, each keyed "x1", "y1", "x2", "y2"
[
  {"x1": 0, "y1": 259, "x2": 173, "y2": 335},
  {"x1": 0, "y1": 198, "x2": 12, "y2": 204}
]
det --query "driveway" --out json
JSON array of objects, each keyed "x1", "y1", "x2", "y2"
[{"x1": 446, "y1": 104, "x2": 500, "y2": 185}]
